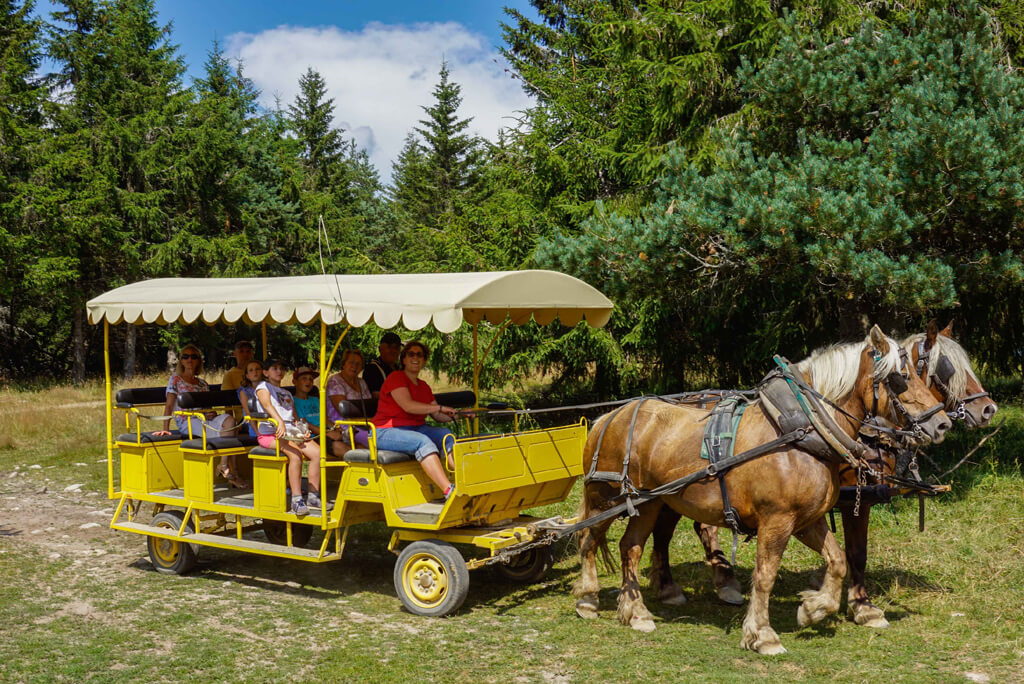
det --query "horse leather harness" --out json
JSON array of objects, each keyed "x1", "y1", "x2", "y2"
[{"x1": 571, "y1": 353, "x2": 943, "y2": 540}]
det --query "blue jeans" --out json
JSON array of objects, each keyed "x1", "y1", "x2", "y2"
[{"x1": 375, "y1": 425, "x2": 454, "y2": 462}]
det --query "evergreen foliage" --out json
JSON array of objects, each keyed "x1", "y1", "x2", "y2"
[
  {"x1": 539, "y1": 2, "x2": 1024, "y2": 384},
  {"x1": 0, "y1": 0, "x2": 46, "y2": 375},
  {"x1": 3, "y1": 0, "x2": 1024, "y2": 394}
]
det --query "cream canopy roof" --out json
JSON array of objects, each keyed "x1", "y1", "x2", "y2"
[{"x1": 86, "y1": 271, "x2": 614, "y2": 332}]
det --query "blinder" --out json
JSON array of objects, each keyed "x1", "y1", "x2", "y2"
[
  {"x1": 934, "y1": 355, "x2": 955, "y2": 385},
  {"x1": 884, "y1": 371, "x2": 908, "y2": 396},
  {"x1": 868, "y1": 346, "x2": 944, "y2": 439}
]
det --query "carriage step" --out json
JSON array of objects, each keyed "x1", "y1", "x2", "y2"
[
  {"x1": 112, "y1": 521, "x2": 342, "y2": 562},
  {"x1": 394, "y1": 502, "x2": 444, "y2": 524}
]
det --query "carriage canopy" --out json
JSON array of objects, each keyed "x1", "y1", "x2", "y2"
[{"x1": 86, "y1": 270, "x2": 614, "y2": 331}]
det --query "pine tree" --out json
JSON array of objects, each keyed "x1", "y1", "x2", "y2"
[{"x1": 539, "y1": 3, "x2": 1024, "y2": 383}]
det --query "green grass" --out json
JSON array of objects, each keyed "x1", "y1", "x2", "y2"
[{"x1": 0, "y1": 384, "x2": 1022, "y2": 682}]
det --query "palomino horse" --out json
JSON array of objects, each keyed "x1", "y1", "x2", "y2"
[
  {"x1": 646, "y1": 320, "x2": 998, "y2": 630},
  {"x1": 574, "y1": 326, "x2": 951, "y2": 654},
  {"x1": 835, "y1": 320, "x2": 999, "y2": 625}
]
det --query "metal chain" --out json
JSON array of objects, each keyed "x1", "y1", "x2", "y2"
[{"x1": 853, "y1": 466, "x2": 865, "y2": 517}]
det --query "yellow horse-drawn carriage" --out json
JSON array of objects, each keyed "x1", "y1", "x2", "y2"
[{"x1": 88, "y1": 271, "x2": 612, "y2": 615}]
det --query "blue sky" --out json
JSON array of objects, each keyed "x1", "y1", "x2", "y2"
[{"x1": 34, "y1": 1, "x2": 541, "y2": 183}]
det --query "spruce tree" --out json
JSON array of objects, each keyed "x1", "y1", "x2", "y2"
[
  {"x1": 0, "y1": 0, "x2": 46, "y2": 376},
  {"x1": 152, "y1": 41, "x2": 298, "y2": 279},
  {"x1": 289, "y1": 67, "x2": 344, "y2": 192},
  {"x1": 413, "y1": 61, "x2": 482, "y2": 223},
  {"x1": 30, "y1": 0, "x2": 186, "y2": 382}
]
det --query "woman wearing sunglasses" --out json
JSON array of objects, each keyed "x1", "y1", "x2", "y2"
[
  {"x1": 155, "y1": 344, "x2": 237, "y2": 449},
  {"x1": 372, "y1": 340, "x2": 459, "y2": 499}
]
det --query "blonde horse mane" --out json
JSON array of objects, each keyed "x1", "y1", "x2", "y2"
[
  {"x1": 901, "y1": 332, "x2": 975, "y2": 404},
  {"x1": 794, "y1": 335, "x2": 901, "y2": 403}
]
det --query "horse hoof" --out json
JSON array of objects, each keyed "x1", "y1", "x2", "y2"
[
  {"x1": 718, "y1": 586, "x2": 744, "y2": 606},
  {"x1": 850, "y1": 603, "x2": 889, "y2": 628},
  {"x1": 630, "y1": 616, "x2": 656, "y2": 633},
  {"x1": 661, "y1": 592, "x2": 687, "y2": 606},
  {"x1": 575, "y1": 598, "x2": 599, "y2": 619}
]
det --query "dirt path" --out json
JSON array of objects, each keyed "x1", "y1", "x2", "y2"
[{"x1": 0, "y1": 470, "x2": 139, "y2": 583}]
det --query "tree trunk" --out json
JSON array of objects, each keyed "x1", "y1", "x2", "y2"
[
  {"x1": 123, "y1": 323, "x2": 137, "y2": 380},
  {"x1": 72, "y1": 306, "x2": 86, "y2": 385}
]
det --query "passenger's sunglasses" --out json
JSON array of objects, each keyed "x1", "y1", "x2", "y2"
[
  {"x1": 181, "y1": 353, "x2": 201, "y2": 360},
  {"x1": 404, "y1": 351, "x2": 425, "y2": 358}
]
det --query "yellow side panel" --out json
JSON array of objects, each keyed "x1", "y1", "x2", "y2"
[
  {"x1": 455, "y1": 425, "x2": 586, "y2": 498},
  {"x1": 338, "y1": 464, "x2": 386, "y2": 502},
  {"x1": 182, "y1": 451, "x2": 215, "y2": 504},
  {"x1": 117, "y1": 442, "x2": 183, "y2": 494},
  {"x1": 386, "y1": 463, "x2": 443, "y2": 509},
  {"x1": 251, "y1": 454, "x2": 287, "y2": 514}
]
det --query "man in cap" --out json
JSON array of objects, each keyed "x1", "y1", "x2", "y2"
[
  {"x1": 363, "y1": 332, "x2": 402, "y2": 398},
  {"x1": 221, "y1": 340, "x2": 255, "y2": 421}
]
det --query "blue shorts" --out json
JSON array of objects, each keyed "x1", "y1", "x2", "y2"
[{"x1": 375, "y1": 425, "x2": 454, "y2": 462}]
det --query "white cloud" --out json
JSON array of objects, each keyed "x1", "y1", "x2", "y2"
[{"x1": 226, "y1": 22, "x2": 534, "y2": 185}]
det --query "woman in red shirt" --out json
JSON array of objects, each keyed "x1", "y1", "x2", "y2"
[{"x1": 372, "y1": 341, "x2": 459, "y2": 499}]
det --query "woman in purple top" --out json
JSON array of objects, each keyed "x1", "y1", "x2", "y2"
[{"x1": 325, "y1": 349, "x2": 371, "y2": 447}]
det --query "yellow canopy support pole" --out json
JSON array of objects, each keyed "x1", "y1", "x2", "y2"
[
  {"x1": 319, "y1": 320, "x2": 327, "y2": 530},
  {"x1": 471, "y1": 319, "x2": 512, "y2": 434},
  {"x1": 318, "y1": 322, "x2": 350, "y2": 530},
  {"x1": 104, "y1": 320, "x2": 114, "y2": 499}
]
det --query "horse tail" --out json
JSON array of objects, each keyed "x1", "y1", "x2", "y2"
[{"x1": 574, "y1": 494, "x2": 617, "y2": 571}]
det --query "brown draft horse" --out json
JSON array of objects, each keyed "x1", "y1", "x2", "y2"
[
  {"x1": 573, "y1": 326, "x2": 951, "y2": 654},
  {"x1": 647, "y1": 321, "x2": 998, "y2": 629}
]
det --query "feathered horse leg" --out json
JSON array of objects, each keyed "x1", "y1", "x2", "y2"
[{"x1": 795, "y1": 516, "x2": 846, "y2": 627}]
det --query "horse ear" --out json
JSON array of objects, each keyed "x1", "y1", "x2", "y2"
[
  {"x1": 869, "y1": 324, "x2": 890, "y2": 354},
  {"x1": 939, "y1": 320, "x2": 954, "y2": 338},
  {"x1": 925, "y1": 319, "x2": 939, "y2": 345}
]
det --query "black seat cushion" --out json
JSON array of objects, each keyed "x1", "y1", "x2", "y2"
[
  {"x1": 116, "y1": 430, "x2": 183, "y2": 444},
  {"x1": 333, "y1": 398, "x2": 377, "y2": 418},
  {"x1": 115, "y1": 386, "x2": 168, "y2": 408},
  {"x1": 180, "y1": 434, "x2": 258, "y2": 451},
  {"x1": 249, "y1": 446, "x2": 281, "y2": 457},
  {"x1": 434, "y1": 390, "x2": 476, "y2": 408},
  {"x1": 178, "y1": 390, "x2": 242, "y2": 410},
  {"x1": 342, "y1": 448, "x2": 415, "y2": 465}
]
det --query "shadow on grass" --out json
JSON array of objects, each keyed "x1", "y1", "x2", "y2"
[{"x1": 533, "y1": 560, "x2": 942, "y2": 638}]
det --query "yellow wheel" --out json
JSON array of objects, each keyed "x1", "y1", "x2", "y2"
[
  {"x1": 147, "y1": 511, "x2": 197, "y2": 575},
  {"x1": 394, "y1": 540, "x2": 469, "y2": 617}
]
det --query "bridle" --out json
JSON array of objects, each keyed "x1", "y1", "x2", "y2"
[
  {"x1": 867, "y1": 346, "x2": 945, "y2": 440},
  {"x1": 916, "y1": 339, "x2": 989, "y2": 422}
]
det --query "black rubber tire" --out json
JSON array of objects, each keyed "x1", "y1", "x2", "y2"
[
  {"x1": 262, "y1": 519, "x2": 314, "y2": 548},
  {"x1": 493, "y1": 546, "x2": 554, "y2": 584},
  {"x1": 393, "y1": 540, "x2": 470, "y2": 617},
  {"x1": 147, "y1": 510, "x2": 198, "y2": 575}
]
